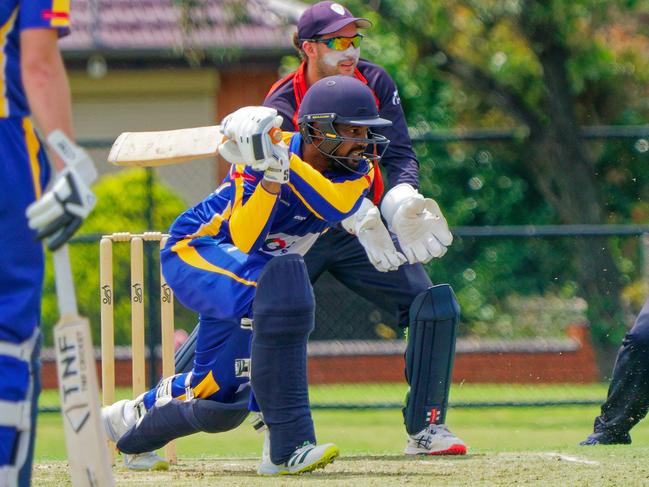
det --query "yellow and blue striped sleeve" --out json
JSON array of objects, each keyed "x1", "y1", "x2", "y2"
[
  {"x1": 20, "y1": 0, "x2": 71, "y2": 34},
  {"x1": 287, "y1": 154, "x2": 374, "y2": 223},
  {"x1": 228, "y1": 165, "x2": 280, "y2": 253}
]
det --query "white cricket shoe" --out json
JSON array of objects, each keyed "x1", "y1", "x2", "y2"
[
  {"x1": 404, "y1": 424, "x2": 467, "y2": 455},
  {"x1": 122, "y1": 451, "x2": 169, "y2": 471},
  {"x1": 101, "y1": 399, "x2": 170, "y2": 471},
  {"x1": 102, "y1": 399, "x2": 134, "y2": 442},
  {"x1": 257, "y1": 431, "x2": 339, "y2": 475}
]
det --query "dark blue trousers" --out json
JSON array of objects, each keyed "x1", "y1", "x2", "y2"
[
  {"x1": 175, "y1": 227, "x2": 433, "y2": 373},
  {"x1": 594, "y1": 297, "x2": 649, "y2": 436},
  {"x1": 304, "y1": 227, "x2": 432, "y2": 327}
]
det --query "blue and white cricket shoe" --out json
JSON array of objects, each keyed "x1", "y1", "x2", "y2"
[
  {"x1": 257, "y1": 431, "x2": 339, "y2": 475},
  {"x1": 404, "y1": 423, "x2": 467, "y2": 455},
  {"x1": 101, "y1": 399, "x2": 169, "y2": 471}
]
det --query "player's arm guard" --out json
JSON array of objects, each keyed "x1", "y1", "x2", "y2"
[
  {"x1": 341, "y1": 198, "x2": 406, "y2": 272},
  {"x1": 404, "y1": 284, "x2": 460, "y2": 434},
  {"x1": 381, "y1": 183, "x2": 453, "y2": 264}
]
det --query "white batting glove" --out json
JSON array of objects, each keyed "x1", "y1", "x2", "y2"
[
  {"x1": 26, "y1": 132, "x2": 97, "y2": 251},
  {"x1": 26, "y1": 165, "x2": 96, "y2": 251},
  {"x1": 342, "y1": 199, "x2": 406, "y2": 272},
  {"x1": 262, "y1": 140, "x2": 290, "y2": 184},
  {"x1": 219, "y1": 106, "x2": 283, "y2": 170},
  {"x1": 381, "y1": 183, "x2": 453, "y2": 264}
]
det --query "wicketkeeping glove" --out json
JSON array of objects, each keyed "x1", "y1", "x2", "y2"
[
  {"x1": 342, "y1": 198, "x2": 406, "y2": 272},
  {"x1": 381, "y1": 183, "x2": 453, "y2": 264}
]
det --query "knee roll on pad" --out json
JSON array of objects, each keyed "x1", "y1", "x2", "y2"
[
  {"x1": 117, "y1": 388, "x2": 250, "y2": 454},
  {"x1": 253, "y1": 254, "x2": 315, "y2": 341},
  {"x1": 404, "y1": 284, "x2": 460, "y2": 435},
  {"x1": 251, "y1": 254, "x2": 316, "y2": 464}
]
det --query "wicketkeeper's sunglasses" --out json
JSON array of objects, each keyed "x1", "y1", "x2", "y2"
[{"x1": 307, "y1": 34, "x2": 364, "y2": 51}]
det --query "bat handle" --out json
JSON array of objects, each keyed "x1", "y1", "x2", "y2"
[
  {"x1": 269, "y1": 127, "x2": 283, "y2": 144},
  {"x1": 53, "y1": 245, "x2": 79, "y2": 317},
  {"x1": 220, "y1": 127, "x2": 283, "y2": 146}
]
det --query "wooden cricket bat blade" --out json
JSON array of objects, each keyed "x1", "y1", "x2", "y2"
[
  {"x1": 54, "y1": 316, "x2": 114, "y2": 487},
  {"x1": 108, "y1": 125, "x2": 223, "y2": 167}
]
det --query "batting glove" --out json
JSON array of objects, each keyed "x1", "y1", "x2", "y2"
[
  {"x1": 381, "y1": 183, "x2": 453, "y2": 264},
  {"x1": 219, "y1": 106, "x2": 283, "y2": 170},
  {"x1": 26, "y1": 165, "x2": 96, "y2": 251},
  {"x1": 342, "y1": 198, "x2": 406, "y2": 272}
]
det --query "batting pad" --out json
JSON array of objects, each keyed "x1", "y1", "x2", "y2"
[{"x1": 404, "y1": 284, "x2": 460, "y2": 435}]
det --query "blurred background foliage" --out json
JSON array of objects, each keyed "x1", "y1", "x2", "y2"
[
  {"x1": 42, "y1": 0, "x2": 649, "y2": 353},
  {"x1": 40, "y1": 170, "x2": 194, "y2": 346},
  {"x1": 335, "y1": 0, "x2": 649, "y2": 349}
]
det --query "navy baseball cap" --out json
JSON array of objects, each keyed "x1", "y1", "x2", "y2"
[
  {"x1": 297, "y1": 1, "x2": 372, "y2": 40},
  {"x1": 298, "y1": 76, "x2": 391, "y2": 128}
]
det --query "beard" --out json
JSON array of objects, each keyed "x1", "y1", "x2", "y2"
[{"x1": 327, "y1": 145, "x2": 367, "y2": 172}]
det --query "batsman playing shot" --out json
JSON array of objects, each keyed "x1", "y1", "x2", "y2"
[
  {"x1": 173, "y1": 0, "x2": 466, "y2": 460},
  {"x1": 102, "y1": 75, "x2": 411, "y2": 474}
]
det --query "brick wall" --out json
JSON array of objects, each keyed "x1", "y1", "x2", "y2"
[{"x1": 40, "y1": 324, "x2": 598, "y2": 389}]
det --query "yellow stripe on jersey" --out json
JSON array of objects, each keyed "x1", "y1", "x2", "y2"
[
  {"x1": 289, "y1": 153, "x2": 374, "y2": 215},
  {"x1": 51, "y1": 0, "x2": 71, "y2": 27},
  {"x1": 229, "y1": 183, "x2": 279, "y2": 253},
  {"x1": 232, "y1": 165, "x2": 245, "y2": 212},
  {"x1": 176, "y1": 370, "x2": 220, "y2": 401},
  {"x1": 171, "y1": 238, "x2": 257, "y2": 287},
  {"x1": 189, "y1": 202, "x2": 232, "y2": 238},
  {"x1": 22, "y1": 117, "x2": 42, "y2": 199},
  {"x1": 0, "y1": 9, "x2": 18, "y2": 117}
]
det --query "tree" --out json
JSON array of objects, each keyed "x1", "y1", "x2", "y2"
[
  {"x1": 348, "y1": 0, "x2": 649, "y2": 351},
  {"x1": 41, "y1": 169, "x2": 191, "y2": 346}
]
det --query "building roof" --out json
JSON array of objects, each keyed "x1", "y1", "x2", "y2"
[{"x1": 60, "y1": 0, "x2": 307, "y2": 61}]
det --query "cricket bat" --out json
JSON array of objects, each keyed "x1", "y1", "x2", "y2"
[
  {"x1": 48, "y1": 131, "x2": 114, "y2": 486},
  {"x1": 53, "y1": 247, "x2": 114, "y2": 487},
  {"x1": 107, "y1": 125, "x2": 224, "y2": 167}
]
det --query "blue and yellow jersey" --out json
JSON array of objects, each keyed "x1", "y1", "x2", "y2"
[
  {"x1": 0, "y1": 0, "x2": 70, "y2": 118},
  {"x1": 169, "y1": 132, "x2": 374, "y2": 256}
]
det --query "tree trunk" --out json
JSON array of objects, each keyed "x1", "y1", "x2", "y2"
[{"x1": 525, "y1": 37, "x2": 625, "y2": 360}]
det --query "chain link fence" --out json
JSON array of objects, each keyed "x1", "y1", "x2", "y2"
[{"x1": 37, "y1": 127, "x2": 649, "y2": 412}]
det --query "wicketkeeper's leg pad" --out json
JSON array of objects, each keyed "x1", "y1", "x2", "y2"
[
  {"x1": 116, "y1": 387, "x2": 250, "y2": 454},
  {"x1": 404, "y1": 284, "x2": 460, "y2": 435},
  {"x1": 251, "y1": 254, "x2": 316, "y2": 465}
]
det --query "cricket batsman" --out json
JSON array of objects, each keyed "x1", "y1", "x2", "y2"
[
  {"x1": 102, "y1": 76, "x2": 415, "y2": 474},
  {"x1": 175, "y1": 0, "x2": 467, "y2": 459}
]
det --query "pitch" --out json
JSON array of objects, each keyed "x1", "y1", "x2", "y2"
[{"x1": 33, "y1": 405, "x2": 649, "y2": 485}]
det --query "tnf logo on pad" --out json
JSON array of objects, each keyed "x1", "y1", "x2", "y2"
[{"x1": 426, "y1": 408, "x2": 439, "y2": 424}]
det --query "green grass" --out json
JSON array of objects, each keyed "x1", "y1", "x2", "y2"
[
  {"x1": 35, "y1": 383, "x2": 649, "y2": 485},
  {"x1": 37, "y1": 382, "x2": 610, "y2": 410}
]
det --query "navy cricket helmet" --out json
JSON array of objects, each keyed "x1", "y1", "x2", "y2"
[{"x1": 298, "y1": 75, "x2": 391, "y2": 173}]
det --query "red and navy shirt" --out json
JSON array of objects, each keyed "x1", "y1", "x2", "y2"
[
  {"x1": 263, "y1": 59, "x2": 419, "y2": 203},
  {"x1": 0, "y1": 0, "x2": 71, "y2": 119}
]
